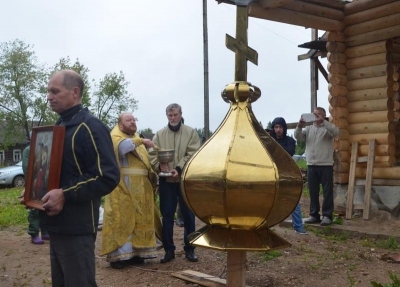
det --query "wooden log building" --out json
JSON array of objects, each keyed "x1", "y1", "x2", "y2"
[{"x1": 217, "y1": 0, "x2": 400, "y2": 218}]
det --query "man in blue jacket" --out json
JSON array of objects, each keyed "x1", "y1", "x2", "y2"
[
  {"x1": 270, "y1": 117, "x2": 307, "y2": 235},
  {"x1": 41, "y1": 70, "x2": 119, "y2": 287}
]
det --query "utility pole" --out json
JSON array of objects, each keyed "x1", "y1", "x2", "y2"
[{"x1": 203, "y1": 0, "x2": 210, "y2": 141}]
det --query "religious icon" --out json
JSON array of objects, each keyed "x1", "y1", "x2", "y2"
[{"x1": 24, "y1": 126, "x2": 65, "y2": 210}]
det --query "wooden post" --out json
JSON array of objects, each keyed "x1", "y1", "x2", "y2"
[
  {"x1": 311, "y1": 29, "x2": 318, "y2": 111},
  {"x1": 227, "y1": 251, "x2": 247, "y2": 287},
  {"x1": 346, "y1": 142, "x2": 358, "y2": 219}
]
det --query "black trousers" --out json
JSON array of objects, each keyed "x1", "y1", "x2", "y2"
[
  {"x1": 307, "y1": 165, "x2": 334, "y2": 220},
  {"x1": 49, "y1": 233, "x2": 97, "y2": 287}
]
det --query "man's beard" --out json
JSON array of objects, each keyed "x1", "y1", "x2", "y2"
[{"x1": 169, "y1": 121, "x2": 179, "y2": 126}]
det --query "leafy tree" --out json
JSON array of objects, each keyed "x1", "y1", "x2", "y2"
[
  {"x1": 266, "y1": 121, "x2": 272, "y2": 130},
  {"x1": 295, "y1": 137, "x2": 305, "y2": 155},
  {"x1": 91, "y1": 71, "x2": 137, "y2": 127},
  {"x1": 0, "y1": 39, "x2": 47, "y2": 148},
  {"x1": 139, "y1": 128, "x2": 153, "y2": 135},
  {"x1": 195, "y1": 128, "x2": 213, "y2": 144}
]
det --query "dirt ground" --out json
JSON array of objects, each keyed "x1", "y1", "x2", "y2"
[{"x1": 1, "y1": 197, "x2": 400, "y2": 287}]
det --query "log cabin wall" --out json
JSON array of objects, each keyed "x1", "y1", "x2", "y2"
[{"x1": 330, "y1": 0, "x2": 400, "y2": 184}]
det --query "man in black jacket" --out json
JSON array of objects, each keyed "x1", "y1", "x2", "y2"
[
  {"x1": 42, "y1": 70, "x2": 120, "y2": 286},
  {"x1": 270, "y1": 117, "x2": 307, "y2": 235}
]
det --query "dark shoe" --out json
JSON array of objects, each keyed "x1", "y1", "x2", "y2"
[
  {"x1": 110, "y1": 260, "x2": 127, "y2": 269},
  {"x1": 160, "y1": 251, "x2": 175, "y2": 263},
  {"x1": 185, "y1": 250, "x2": 198, "y2": 262},
  {"x1": 41, "y1": 234, "x2": 50, "y2": 240},
  {"x1": 127, "y1": 256, "x2": 144, "y2": 265},
  {"x1": 304, "y1": 216, "x2": 321, "y2": 224},
  {"x1": 31, "y1": 235, "x2": 44, "y2": 245},
  {"x1": 175, "y1": 218, "x2": 184, "y2": 227}
]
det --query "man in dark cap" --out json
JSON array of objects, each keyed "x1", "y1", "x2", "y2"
[{"x1": 270, "y1": 117, "x2": 307, "y2": 235}]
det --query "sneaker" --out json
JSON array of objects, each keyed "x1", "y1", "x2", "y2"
[
  {"x1": 41, "y1": 234, "x2": 50, "y2": 240},
  {"x1": 320, "y1": 216, "x2": 332, "y2": 226},
  {"x1": 31, "y1": 236, "x2": 44, "y2": 245},
  {"x1": 304, "y1": 216, "x2": 321, "y2": 224},
  {"x1": 294, "y1": 227, "x2": 308, "y2": 235}
]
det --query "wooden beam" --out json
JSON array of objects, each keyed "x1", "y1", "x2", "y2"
[
  {"x1": 344, "y1": 0, "x2": 397, "y2": 15},
  {"x1": 347, "y1": 111, "x2": 394, "y2": 124},
  {"x1": 347, "y1": 87, "x2": 391, "y2": 102},
  {"x1": 227, "y1": 251, "x2": 246, "y2": 287},
  {"x1": 171, "y1": 270, "x2": 228, "y2": 287},
  {"x1": 345, "y1": 24, "x2": 400, "y2": 48},
  {"x1": 346, "y1": 64, "x2": 391, "y2": 81},
  {"x1": 297, "y1": 50, "x2": 326, "y2": 61},
  {"x1": 314, "y1": 58, "x2": 328, "y2": 82},
  {"x1": 248, "y1": 3, "x2": 345, "y2": 31},
  {"x1": 345, "y1": 53, "x2": 389, "y2": 70},
  {"x1": 259, "y1": 0, "x2": 293, "y2": 9},
  {"x1": 281, "y1": 1, "x2": 344, "y2": 21},
  {"x1": 345, "y1": 40, "x2": 391, "y2": 59},
  {"x1": 344, "y1": 1, "x2": 400, "y2": 25},
  {"x1": 345, "y1": 13, "x2": 400, "y2": 37},
  {"x1": 300, "y1": 0, "x2": 346, "y2": 10}
]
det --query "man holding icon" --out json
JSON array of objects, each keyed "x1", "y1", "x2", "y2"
[{"x1": 295, "y1": 107, "x2": 339, "y2": 226}]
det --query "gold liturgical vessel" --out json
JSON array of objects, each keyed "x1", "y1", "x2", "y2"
[{"x1": 181, "y1": 3, "x2": 303, "y2": 252}]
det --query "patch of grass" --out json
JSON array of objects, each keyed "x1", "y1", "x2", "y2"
[
  {"x1": 361, "y1": 237, "x2": 399, "y2": 250},
  {"x1": 0, "y1": 187, "x2": 27, "y2": 229},
  {"x1": 309, "y1": 226, "x2": 350, "y2": 242},
  {"x1": 262, "y1": 250, "x2": 282, "y2": 261},
  {"x1": 347, "y1": 269, "x2": 356, "y2": 287},
  {"x1": 296, "y1": 159, "x2": 307, "y2": 169},
  {"x1": 332, "y1": 215, "x2": 344, "y2": 225},
  {"x1": 371, "y1": 272, "x2": 400, "y2": 287}
]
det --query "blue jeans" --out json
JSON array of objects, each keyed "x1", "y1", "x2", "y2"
[
  {"x1": 159, "y1": 180, "x2": 195, "y2": 252},
  {"x1": 291, "y1": 204, "x2": 304, "y2": 229}
]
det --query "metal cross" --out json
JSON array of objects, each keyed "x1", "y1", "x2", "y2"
[{"x1": 226, "y1": 6, "x2": 258, "y2": 82}]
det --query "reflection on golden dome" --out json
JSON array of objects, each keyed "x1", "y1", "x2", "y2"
[{"x1": 181, "y1": 82, "x2": 303, "y2": 251}]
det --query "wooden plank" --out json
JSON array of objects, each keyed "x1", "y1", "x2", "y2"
[
  {"x1": 259, "y1": 0, "x2": 293, "y2": 9},
  {"x1": 363, "y1": 139, "x2": 375, "y2": 220},
  {"x1": 356, "y1": 178, "x2": 400, "y2": 186},
  {"x1": 171, "y1": 270, "x2": 227, "y2": 287},
  {"x1": 344, "y1": 0, "x2": 397, "y2": 15},
  {"x1": 248, "y1": 3, "x2": 345, "y2": 31},
  {"x1": 346, "y1": 142, "x2": 359, "y2": 220}
]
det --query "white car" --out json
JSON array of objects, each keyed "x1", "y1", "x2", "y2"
[
  {"x1": 292, "y1": 154, "x2": 306, "y2": 162},
  {"x1": 0, "y1": 161, "x2": 25, "y2": 187}
]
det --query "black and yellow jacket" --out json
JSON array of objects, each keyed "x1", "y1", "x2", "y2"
[{"x1": 40, "y1": 105, "x2": 119, "y2": 234}]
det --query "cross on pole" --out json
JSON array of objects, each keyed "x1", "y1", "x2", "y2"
[{"x1": 225, "y1": 6, "x2": 258, "y2": 82}]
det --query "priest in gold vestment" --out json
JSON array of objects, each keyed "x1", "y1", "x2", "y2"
[{"x1": 101, "y1": 112, "x2": 161, "y2": 269}]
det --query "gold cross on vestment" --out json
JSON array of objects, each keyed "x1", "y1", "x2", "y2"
[{"x1": 226, "y1": 6, "x2": 258, "y2": 82}]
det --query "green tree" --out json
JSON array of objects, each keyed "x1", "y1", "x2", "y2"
[
  {"x1": 91, "y1": 71, "x2": 137, "y2": 127},
  {"x1": 139, "y1": 128, "x2": 153, "y2": 134},
  {"x1": 195, "y1": 128, "x2": 213, "y2": 144},
  {"x1": 0, "y1": 39, "x2": 47, "y2": 148},
  {"x1": 295, "y1": 137, "x2": 305, "y2": 155}
]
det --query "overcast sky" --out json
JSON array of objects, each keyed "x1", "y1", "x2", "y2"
[{"x1": 1, "y1": 0, "x2": 329, "y2": 133}]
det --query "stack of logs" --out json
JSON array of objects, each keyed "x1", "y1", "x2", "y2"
[{"x1": 329, "y1": 0, "x2": 400, "y2": 183}]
